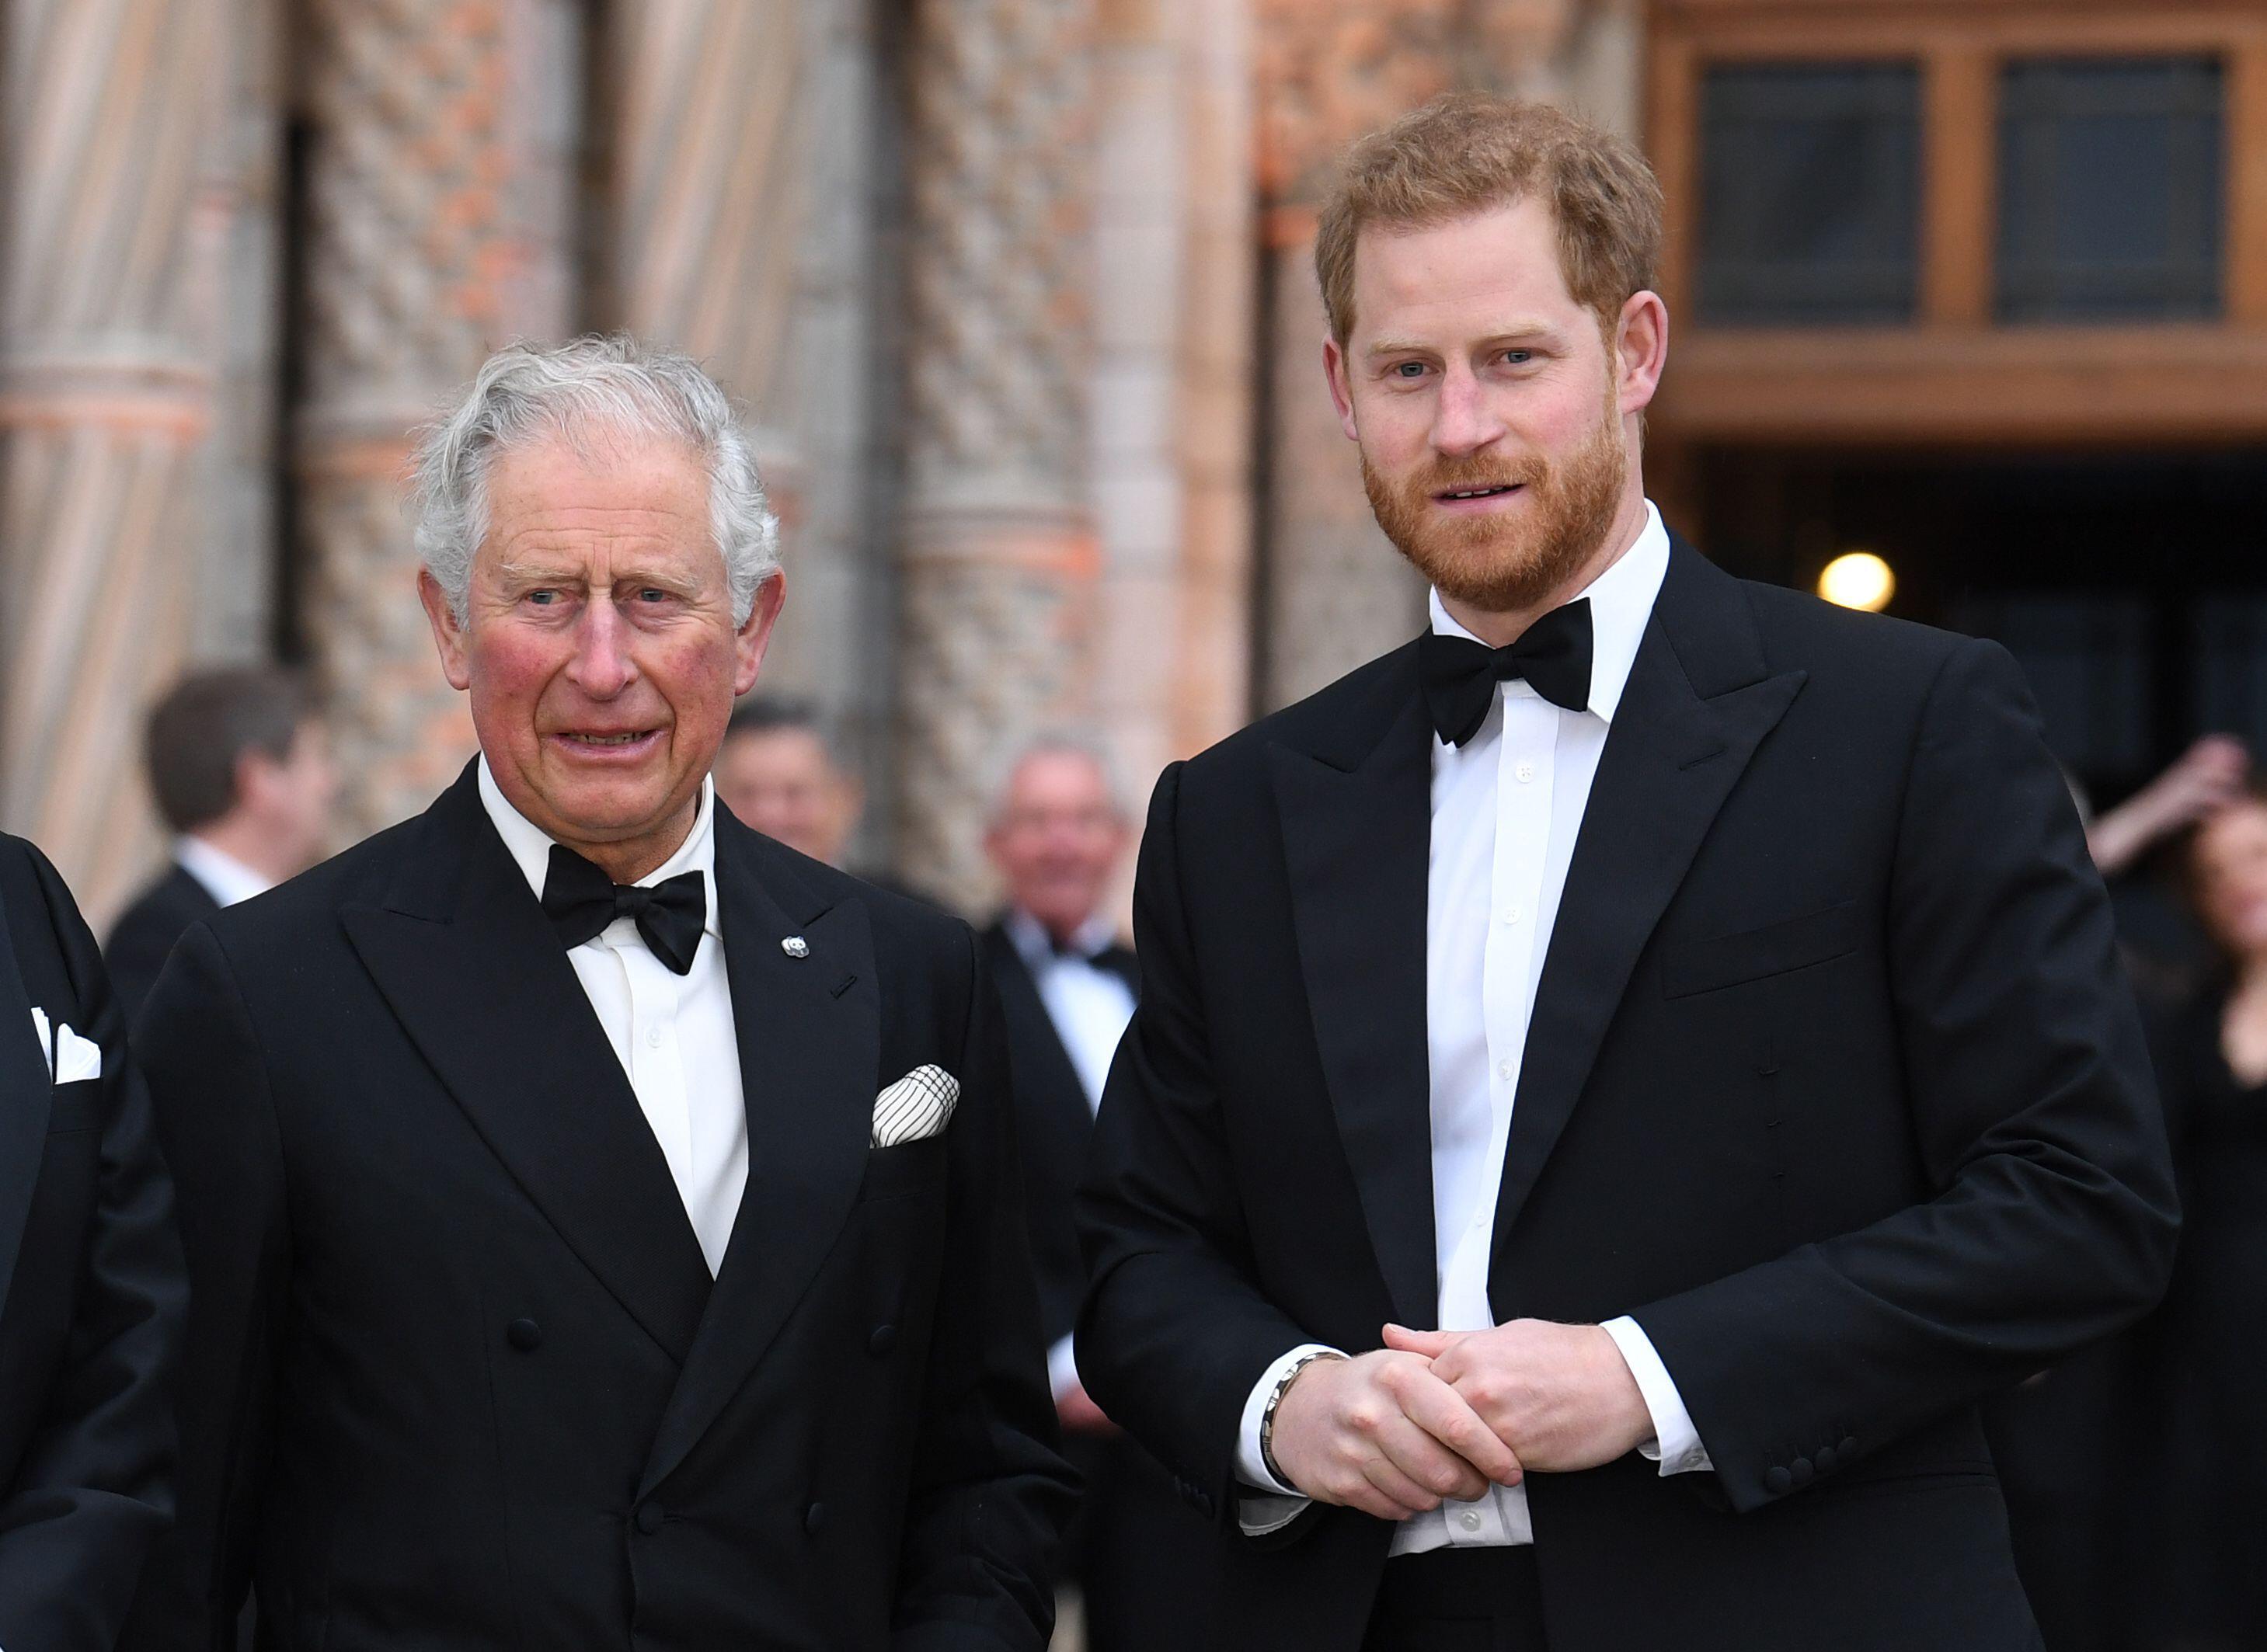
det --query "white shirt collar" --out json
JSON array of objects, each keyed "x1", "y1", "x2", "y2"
[
  {"x1": 475, "y1": 756, "x2": 723, "y2": 942},
  {"x1": 1005, "y1": 906, "x2": 1116, "y2": 969},
  {"x1": 1426, "y1": 498, "x2": 1672, "y2": 726},
  {"x1": 174, "y1": 836, "x2": 275, "y2": 908}
]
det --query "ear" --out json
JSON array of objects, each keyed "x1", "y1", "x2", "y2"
[
  {"x1": 1323, "y1": 335, "x2": 1360, "y2": 443},
  {"x1": 733, "y1": 570, "x2": 788, "y2": 697},
  {"x1": 418, "y1": 568, "x2": 473, "y2": 691},
  {"x1": 1614, "y1": 290, "x2": 1670, "y2": 419}
]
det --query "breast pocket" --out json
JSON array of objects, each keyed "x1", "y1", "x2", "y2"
[
  {"x1": 1662, "y1": 901, "x2": 1862, "y2": 1000},
  {"x1": 856, "y1": 1135, "x2": 948, "y2": 1203},
  {"x1": 45, "y1": 1077, "x2": 100, "y2": 1135}
]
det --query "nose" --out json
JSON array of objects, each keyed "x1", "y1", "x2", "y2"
[
  {"x1": 1429, "y1": 361, "x2": 1502, "y2": 459},
  {"x1": 566, "y1": 594, "x2": 637, "y2": 697}
]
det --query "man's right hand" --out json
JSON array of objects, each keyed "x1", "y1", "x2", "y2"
[{"x1": 1267, "y1": 1349, "x2": 1523, "y2": 1521}]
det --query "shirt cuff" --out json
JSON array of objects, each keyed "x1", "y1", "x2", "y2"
[
  {"x1": 1231, "y1": 1341, "x2": 1342, "y2": 1533},
  {"x1": 1046, "y1": 1334, "x2": 1080, "y2": 1403},
  {"x1": 1600, "y1": 1316, "x2": 1712, "y2": 1476}
]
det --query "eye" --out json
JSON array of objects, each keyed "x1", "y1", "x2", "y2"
[
  {"x1": 636, "y1": 587, "x2": 672, "y2": 603},
  {"x1": 526, "y1": 590, "x2": 559, "y2": 607},
  {"x1": 1499, "y1": 349, "x2": 1534, "y2": 366},
  {"x1": 1391, "y1": 361, "x2": 1429, "y2": 380}
]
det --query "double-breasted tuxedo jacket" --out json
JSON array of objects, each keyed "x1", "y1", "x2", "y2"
[
  {"x1": 1076, "y1": 540, "x2": 2179, "y2": 1651},
  {"x1": 0, "y1": 836, "x2": 182, "y2": 1649},
  {"x1": 125, "y1": 766, "x2": 1073, "y2": 1652}
]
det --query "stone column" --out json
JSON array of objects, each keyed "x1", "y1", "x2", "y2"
[
  {"x1": 594, "y1": 0, "x2": 890, "y2": 809},
  {"x1": 895, "y1": 0, "x2": 1099, "y2": 909},
  {"x1": 294, "y1": 0, "x2": 577, "y2": 836},
  {"x1": 0, "y1": 0, "x2": 229, "y2": 919}
]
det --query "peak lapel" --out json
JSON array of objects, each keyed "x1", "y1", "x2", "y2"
[
  {"x1": 639, "y1": 819, "x2": 878, "y2": 1497},
  {"x1": 0, "y1": 889, "x2": 53, "y2": 1302},
  {"x1": 1267, "y1": 646, "x2": 1438, "y2": 1331},
  {"x1": 1489, "y1": 548, "x2": 1806, "y2": 1268},
  {"x1": 340, "y1": 772, "x2": 712, "y2": 1365}
]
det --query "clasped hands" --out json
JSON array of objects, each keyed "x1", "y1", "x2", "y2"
[{"x1": 1266, "y1": 1320, "x2": 1653, "y2": 1522}]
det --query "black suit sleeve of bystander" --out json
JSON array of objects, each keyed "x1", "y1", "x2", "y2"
[
  {"x1": 117, "y1": 922, "x2": 287, "y2": 1652},
  {"x1": 1632, "y1": 637, "x2": 2183, "y2": 1512},
  {"x1": 0, "y1": 843, "x2": 183, "y2": 1652},
  {"x1": 1073, "y1": 762, "x2": 1319, "y2": 1526},
  {"x1": 890, "y1": 923, "x2": 1079, "y2": 1652}
]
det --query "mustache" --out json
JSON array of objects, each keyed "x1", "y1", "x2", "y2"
[{"x1": 1407, "y1": 456, "x2": 1549, "y2": 496}]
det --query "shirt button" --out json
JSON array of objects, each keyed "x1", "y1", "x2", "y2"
[
  {"x1": 646, "y1": 1026, "x2": 662, "y2": 1049},
  {"x1": 1459, "y1": 1510, "x2": 1483, "y2": 1532},
  {"x1": 1503, "y1": 906, "x2": 1520, "y2": 925},
  {"x1": 1497, "y1": 1061, "x2": 1513, "y2": 1081},
  {"x1": 1515, "y1": 761, "x2": 1537, "y2": 783}
]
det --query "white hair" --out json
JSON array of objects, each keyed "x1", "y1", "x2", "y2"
[{"x1": 411, "y1": 335, "x2": 780, "y2": 625}]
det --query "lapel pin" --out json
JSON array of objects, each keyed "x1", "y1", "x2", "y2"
[{"x1": 781, "y1": 935, "x2": 810, "y2": 959}]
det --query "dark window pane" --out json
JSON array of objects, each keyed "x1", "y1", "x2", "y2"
[
  {"x1": 2192, "y1": 598, "x2": 2267, "y2": 753},
  {"x1": 1997, "y1": 57, "x2": 2224, "y2": 322},
  {"x1": 1954, "y1": 593, "x2": 2153, "y2": 778},
  {"x1": 1697, "y1": 62, "x2": 1921, "y2": 325}
]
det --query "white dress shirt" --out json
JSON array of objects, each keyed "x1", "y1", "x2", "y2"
[
  {"x1": 1005, "y1": 907, "x2": 1138, "y2": 1399},
  {"x1": 1235, "y1": 502, "x2": 1712, "y2": 1545},
  {"x1": 175, "y1": 836, "x2": 274, "y2": 908},
  {"x1": 478, "y1": 760, "x2": 750, "y2": 1276}
]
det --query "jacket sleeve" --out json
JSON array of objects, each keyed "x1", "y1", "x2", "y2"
[
  {"x1": 118, "y1": 922, "x2": 288, "y2": 1651},
  {"x1": 1631, "y1": 637, "x2": 2182, "y2": 1511},
  {"x1": 1074, "y1": 762, "x2": 1320, "y2": 1526},
  {"x1": 891, "y1": 923, "x2": 1078, "y2": 1652},
  {"x1": 0, "y1": 843, "x2": 184, "y2": 1652}
]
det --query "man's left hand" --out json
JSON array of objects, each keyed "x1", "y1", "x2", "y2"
[{"x1": 1382, "y1": 1320, "x2": 1652, "y2": 1473}]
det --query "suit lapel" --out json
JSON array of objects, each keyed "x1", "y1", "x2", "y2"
[
  {"x1": 1269, "y1": 646, "x2": 1440, "y2": 1331},
  {"x1": 1489, "y1": 545, "x2": 1807, "y2": 1263},
  {"x1": 639, "y1": 814, "x2": 878, "y2": 1497},
  {"x1": 987, "y1": 927, "x2": 1102, "y2": 1146},
  {"x1": 341, "y1": 769, "x2": 712, "y2": 1365},
  {"x1": 0, "y1": 887, "x2": 53, "y2": 1301}
]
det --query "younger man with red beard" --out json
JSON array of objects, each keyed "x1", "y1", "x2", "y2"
[{"x1": 1074, "y1": 95, "x2": 2175, "y2": 1651}]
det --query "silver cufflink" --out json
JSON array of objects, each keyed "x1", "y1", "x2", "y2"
[{"x1": 781, "y1": 936, "x2": 810, "y2": 958}]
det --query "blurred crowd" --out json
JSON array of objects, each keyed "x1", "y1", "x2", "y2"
[{"x1": 106, "y1": 668, "x2": 2267, "y2": 1650}]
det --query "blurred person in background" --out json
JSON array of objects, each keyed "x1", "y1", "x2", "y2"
[
  {"x1": 124, "y1": 336, "x2": 1071, "y2": 1651},
  {"x1": 2130, "y1": 783, "x2": 2267, "y2": 1650},
  {"x1": 0, "y1": 832, "x2": 182, "y2": 1650},
  {"x1": 1985, "y1": 733, "x2": 2249, "y2": 1652},
  {"x1": 104, "y1": 668, "x2": 337, "y2": 1024},
  {"x1": 980, "y1": 736, "x2": 1213, "y2": 1651},
  {"x1": 714, "y1": 697, "x2": 938, "y2": 905},
  {"x1": 712, "y1": 697, "x2": 863, "y2": 866}
]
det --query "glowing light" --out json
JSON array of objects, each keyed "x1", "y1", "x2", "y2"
[{"x1": 1818, "y1": 551, "x2": 1895, "y2": 613}]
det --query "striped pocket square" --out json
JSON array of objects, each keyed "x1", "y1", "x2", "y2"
[{"x1": 872, "y1": 1064, "x2": 959, "y2": 1148}]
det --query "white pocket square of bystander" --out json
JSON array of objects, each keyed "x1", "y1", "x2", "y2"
[
  {"x1": 27, "y1": 1008, "x2": 100, "y2": 1083},
  {"x1": 871, "y1": 1064, "x2": 959, "y2": 1148}
]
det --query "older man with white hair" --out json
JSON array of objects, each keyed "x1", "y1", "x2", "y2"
[{"x1": 124, "y1": 336, "x2": 1073, "y2": 1652}]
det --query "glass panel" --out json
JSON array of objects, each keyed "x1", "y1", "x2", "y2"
[
  {"x1": 1696, "y1": 62, "x2": 1921, "y2": 325},
  {"x1": 1953, "y1": 593, "x2": 2153, "y2": 778},
  {"x1": 1997, "y1": 57, "x2": 2225, "y2": 322}
]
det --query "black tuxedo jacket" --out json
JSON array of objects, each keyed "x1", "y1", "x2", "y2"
[
  {"x1": 0, "y1": 836, "x2": 182, "y2": 1648},
  {"x1": 125, "y1": 766, "x2": 1072, "y2": 1652},
  {"x1": 1076, "y1": 541, "x2": 2178, "y2": 1651},
  {"x1": 979, "y1": 919, "x2": 1137, "y2": 1347},
  {"x1": 104, "y1": 864, "x2": 220, "y2": 1028}
]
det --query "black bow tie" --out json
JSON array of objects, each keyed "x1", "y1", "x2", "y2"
[
  {"x1": 1418, "y1": 599, "x2": 1594, "y2": 746},
  {"x1": 540, "y1": 845, "x2": 707, "y2": 976}
]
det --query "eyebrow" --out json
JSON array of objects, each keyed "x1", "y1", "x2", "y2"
[{"x1": 1363, "y1": 324, "x2": 1560, "y2": 359}]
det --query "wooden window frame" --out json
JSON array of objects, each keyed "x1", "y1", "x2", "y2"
[{"x1": 1647, "y1": 0, "x2": 2267, "y2": 445}]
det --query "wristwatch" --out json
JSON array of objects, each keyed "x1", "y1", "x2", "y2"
[{"x1": 1259, "y1": 1349, "x2": 1347, "y2": 1490}]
